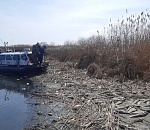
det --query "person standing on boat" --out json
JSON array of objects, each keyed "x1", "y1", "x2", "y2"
[
  {"x1": 38, "y1": 45, "x2": 46, "y2": 65},
  {"x1": 32, "y1": 42, "x2": 40, "y2": 65}
]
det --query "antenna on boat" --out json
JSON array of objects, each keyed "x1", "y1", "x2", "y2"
[
  {"x1": 13, "y1": 45, "x2": 15, "y2": 52},
  {"x1": 0, "y1": 38, "x2": 3, "y2": 44}
]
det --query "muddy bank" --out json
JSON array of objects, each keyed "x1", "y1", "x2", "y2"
[{"x1": 25, "y1": 60, "x2": 150, "y2": 130}]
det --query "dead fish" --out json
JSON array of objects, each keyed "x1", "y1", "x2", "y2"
[
  {"x1": 140, "y1": 107, "x2": 150, "y2": 113},
  {"x1": 137, "y1": 100, "x2": 142, "y2": 105},
  {"x1": 117, "y1": 105, "x2": 129, "y2": 109},
  {"x1": 67, "y1": 118, "x2": 76, "y2": 124},
  {"x1": 115, "y1": 109, "x2": 130, "y2": 114},
  {"x1": 37, "y1": 111, "x2": 43, "y2": 115},
  {"x1": 48, "y1": 113, "x2": 52, "y2": 116},
  {"x1": 132, "y1": 99, "x2": 140, "y2": 105},
  {"x1": 81, "y1": 122, "x2": 93, "y2": 128},
  {"x1": 34, "y1": 102, "x2": 41, "y2": 105},
  {"x1": 130, "y1": 118, "x2": 143, "y2": 124},
  {"x1": 131, "y1": 110, "x2": 145, "y2": 114},
  {"x1": 143, "y1": 99, "x2": 150, "y2": 103},
  {"x1": 72, "y1": 104, "x2": 81, "y2": 111},
  {"x1": 115, "y1": 101, "x2": 123, "y2": 105},
  {"x1": 146, "y1": 101, "x2": 150, "y2": 105},
  {"x1": 128, "y1": 107, "x2": 137, "y2": 113},
  {"x1": 130, "y1": 112, "x2": 148, "y2": 118},
  {"x1": 119, "y1": 124, "x2": 127, "y2": 129}
]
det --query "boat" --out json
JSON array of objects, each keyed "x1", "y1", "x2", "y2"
[{"x1": 0, "y1": 48, "x2": 49, "y2": 77}]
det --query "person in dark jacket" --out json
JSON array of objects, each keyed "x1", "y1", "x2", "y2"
[
  {"x1": 32, "y1": 42, "x2": 40, "y2": 65},
  {"x1": 38, "y1": 45, "x2": 46, "y2": 64}
]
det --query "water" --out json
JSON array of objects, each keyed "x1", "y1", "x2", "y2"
[
  {"x1": 0, "y1": 76, "x2": 65, "y2": 130},
  {"x1": 0, "y1": 77, "x2": 33, "y2": 130}
]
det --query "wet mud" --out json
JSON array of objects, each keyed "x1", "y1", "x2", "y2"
[{"x1": 24, "y1": 60, "x2": 150, "y2": 130}]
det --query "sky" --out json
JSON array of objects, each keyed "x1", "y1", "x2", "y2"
[{"x1": 0, "y1": 0, "x2": 149, "y2": 45}]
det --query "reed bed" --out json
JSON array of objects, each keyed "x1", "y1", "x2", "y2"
[{"x1": 46, "y1": 10, "x2": 150, "y2": 81}]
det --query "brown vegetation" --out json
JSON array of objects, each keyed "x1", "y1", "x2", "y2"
[
  {"x1": 87, "y1": 63, "x2": 98, "y2": 76},
  {"x1": 45, "y1": 11, "x2": 150, "y2": 81}
]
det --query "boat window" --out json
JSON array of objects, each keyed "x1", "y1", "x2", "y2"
[
  {"x1": 21, "y1": 54, "x2": 27, "y2": 60},
  {"x1": 6, "y1": 55, "x2": 12, "y2": 60},
  {"x1": 0, "y1": 55, "x2": 5, "y2": 60},
  {"x1": 13, "y1": 55, "x2": 20, "y2": 60},
  {"x1": 27, "y1": 54, "x2": 33, "y2": 62}
]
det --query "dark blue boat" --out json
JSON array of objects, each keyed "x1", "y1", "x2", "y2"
[{"x1": 0, "y1": 50, "x2": 49, "y2": 77}]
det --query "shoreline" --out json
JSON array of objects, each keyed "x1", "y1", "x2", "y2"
[{"x1": 25, "y1": 60, "x2": 150, "y2": 130}]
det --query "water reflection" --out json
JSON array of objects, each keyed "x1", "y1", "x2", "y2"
[
  {"x1": 0, "y1": 76, "x2": 33, "y2": 130},
  {"x1": 0, "y1": 76, "x2": 33, "y2": 93}
]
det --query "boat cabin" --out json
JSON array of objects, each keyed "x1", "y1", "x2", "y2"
[{"x1": 0, "y1": 51, "x2": 32, "y2": 66}]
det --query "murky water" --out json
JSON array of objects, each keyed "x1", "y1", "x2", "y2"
[
  {"x1": 0, "y1": 77, "x2": 33, "y2": 130},
  {"x1": 0, "y1": 76, "x2": 65, "y2": 130}
]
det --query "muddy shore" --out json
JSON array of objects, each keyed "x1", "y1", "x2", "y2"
[{"x1": 25, "y1": 60, "x2": 150, "y2": 130}]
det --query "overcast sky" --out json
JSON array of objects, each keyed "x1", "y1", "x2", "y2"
[{"x1": 0, "y1": 0, "x2": 149, "y2": 45}]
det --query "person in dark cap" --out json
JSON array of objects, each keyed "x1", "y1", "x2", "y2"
[
  {"x1": 32, "y1": 42, "x2": 40, "y2": 65},
  {"x1": 38, "y1": 45, "x2": 46, "y2": 65}
]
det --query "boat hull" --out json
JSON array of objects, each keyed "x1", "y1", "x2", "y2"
[{"x1": 0, "y1": 62, "x2": 49, "y2": 77}]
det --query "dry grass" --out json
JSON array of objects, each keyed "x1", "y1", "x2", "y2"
[
  {"x1": 45, "y1": 11, "x2": 150, "y2": 81},
  {"x1": 87, "y1": 63, "x2": 98, "y2": 76}
]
